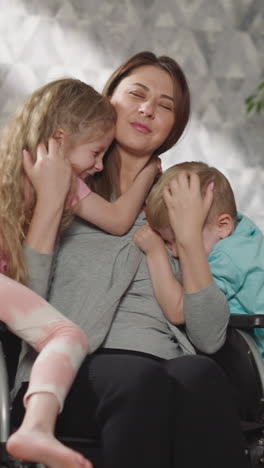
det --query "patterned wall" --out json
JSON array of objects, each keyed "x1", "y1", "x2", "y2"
[{"x1": 1, "y1": 0, "x2": 263, "y2": 229}]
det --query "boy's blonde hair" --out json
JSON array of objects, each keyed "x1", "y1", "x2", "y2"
[
  {"x1": 146, "y1": 161, "x2": 237, "y2": 229},
  {"x1": 0, "y1": 78, "x2": 116, "y2": 283}
]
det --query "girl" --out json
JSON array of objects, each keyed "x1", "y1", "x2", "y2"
[{"x1": 0, "y1": 78, "x2": 159, "y2": 468}]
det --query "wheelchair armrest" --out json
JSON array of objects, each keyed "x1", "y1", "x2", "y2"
[{"x1": 229, "y1": 314, "x2": 264, "y2": 329}]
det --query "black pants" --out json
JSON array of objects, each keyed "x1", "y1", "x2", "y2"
[{"x1": 12, "y1": 350, "x2": 249, "y2": 468}]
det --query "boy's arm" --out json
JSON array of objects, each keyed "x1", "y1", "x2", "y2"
[
  {"x1": 74, "y1": 159, "x2": 160, "y2": 236},
  {"x1": 133, "y1": 224, "x2": 184, "y2": 325},
  {"x1": 162, "y1": 175, "x2": 229, "y2": 353}
]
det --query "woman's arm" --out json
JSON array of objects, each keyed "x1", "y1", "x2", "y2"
[
  {"x1": 74, "y1": 159, "x2": 160, "y2": 235},
  {"x1": 163, "y1": 173, "x2": 214, "y2": 293},
  {"x1": 133, "y1": 224, "x2": 184, "y2": 325},
  {"x1": 163, "y1": 174, "x2": 229, "y2": 353},
  {"x1": 183, "y1": 282, "x2": 229, "y2": 354},
  {"x1": 23, "y1": 244, "x2": 54, "y2": 298},
  {"x1": 23, "y1": 140, "x2": 72, "y2": 253},
  {"x1": 22, "y1": 140, "x2": 71, "y2": 296},
  {"x1": 26, "y1": 198, "x2": 65, "y2": 254}
]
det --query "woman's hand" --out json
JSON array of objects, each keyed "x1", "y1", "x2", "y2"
[
  {"x1": 163, "y1": 172, "x2": 214, "y2": 294},
  {"x1": 133, "y1": 223, "x2": 165, "y2": 254},
  {"x1": 163, "y1": 172, "x2": 214, "y2": 246},
  {"x1": 24, "y1": 139, "x2": 73, "y2": 254},
  {"x1": 23, "y1": 138, "x2": 72, "y2": 207}
]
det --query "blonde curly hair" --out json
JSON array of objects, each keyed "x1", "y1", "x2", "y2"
[{"x1": 0, "y1": 78, "x2": 116, "y2": 283}]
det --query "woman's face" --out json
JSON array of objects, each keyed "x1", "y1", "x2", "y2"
[{"x1": 110, "y1": 65, "x2": 176, "y2": 158}]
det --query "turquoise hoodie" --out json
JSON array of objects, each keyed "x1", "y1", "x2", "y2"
[{"x1": 208, "y1": 213, "x2": 264, "y2": 357}]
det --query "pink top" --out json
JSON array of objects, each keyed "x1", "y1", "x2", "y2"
[{"x1": 71, "y1": 177, "x2": 91, "y2": 206}]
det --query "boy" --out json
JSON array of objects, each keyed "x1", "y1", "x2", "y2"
[{"x1": 133, "y1": 161, "x2": 264, "y2": 357}]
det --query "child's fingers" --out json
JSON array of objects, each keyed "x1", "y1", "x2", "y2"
[
  {"x1": 189, "y1": 172, "x2": 201, "y2": 193},
  {"x1": 47, "y1": 138, "x2": 62, "y2": 159},
  {"x1": 156, "y1": 157, "x2": 162, "y2": 172},
  {"x1": 36, "y1": 143, "x2": 47, "y2": 162},
  {"x1": 22, "y1": 149, "x2": 33, "y2": 178},
  {"x1": 162, "y1": 186, "x2": 170, "y2": 208},
  {"x1": 177, "y1": 172, "x2": 190, "y2": 189},
  {"x1": 132, "y1": 229, "x2": 143, "y2": 248},
  {"x1": 204, "y1": 182, "x2": 214, "y2": 213},
  {"x1": 133, "y1": 224, "x2": 161, "y2": 252}
]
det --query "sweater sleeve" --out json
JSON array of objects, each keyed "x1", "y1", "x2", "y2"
[
  {"x1": 183, "y1": 281, "x2": 229, "y2": 354},
  {"x1": 23, "y1": 243, "x2": 54, "y2": 298}
]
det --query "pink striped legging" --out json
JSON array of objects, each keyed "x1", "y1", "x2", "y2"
[{"x1": 0, "y1": 273, "x2": 88, "y2": 411}]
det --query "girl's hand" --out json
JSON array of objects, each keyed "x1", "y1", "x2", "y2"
[
  {"x1": 133, "y1": 223, "x2": 165, "y2": 254},
  {"x1": 163, "y1": 172, "x2": 214, "y2": 245},
  {"x1": 23, "y1": 138, "x2": 72, "y2": 206},
  {"x1": 149, "y1": 156, "x2": 162, "y2": 175},
  {"x1": 142, "y1": 156, "x2": 162, "y2": 178}
]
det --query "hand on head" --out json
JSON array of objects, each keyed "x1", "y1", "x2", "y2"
[
  {"x1": 163, "y1": 172, "x2": 214, "y2": 246},
  {"x1": 22, "y1": 138, "x2": 72, "y2": 206}
]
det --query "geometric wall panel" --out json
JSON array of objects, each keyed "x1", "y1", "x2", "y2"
[{"x1": 0, "y1": 0, "x2": 263, "y2": 230}]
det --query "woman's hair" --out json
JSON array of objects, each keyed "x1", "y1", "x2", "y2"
[
  {"x1": 146, "y1": 161, "x2": 237, "y2": 229},
  {"x1": 88, "y1": 51, "x2": 191, "y2": 200},
  {"x1": 0, "y1": 78, "x2": 116, "y2": 283}
]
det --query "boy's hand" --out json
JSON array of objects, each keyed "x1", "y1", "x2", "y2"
[
  {"x1": 163, "y1": 172, "x2": 214, "y2": 245},
  {"x1": 23, "y1": 138, "x2": 72, "y2": 206},
  {"x1": 133, "y1": 223, "x2": 165, "y2": 254}
]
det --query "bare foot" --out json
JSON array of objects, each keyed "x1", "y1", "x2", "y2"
[{"x1": 7, "y1": 429, "x2": 93, "y2": 468}]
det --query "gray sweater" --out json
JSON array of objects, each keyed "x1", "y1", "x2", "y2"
[{"x1": 14, "y1": 214, "x2": 229, "y2": 396}]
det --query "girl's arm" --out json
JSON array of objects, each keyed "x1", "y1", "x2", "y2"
[
  {"x1": 75, "y1": 160, "x2": 160, "y2": 235},
  {"x1": 133, "y1": 224, "x2": 184, "y2": 325},
  {"x1": 22, "y1": 140, "x2": 71, "y2": 297}
]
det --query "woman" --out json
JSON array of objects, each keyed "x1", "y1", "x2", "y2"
[{"x1": 12, "y1": 52, "x2": 249, "y2": 468}]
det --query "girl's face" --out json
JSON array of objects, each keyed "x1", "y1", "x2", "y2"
[
  {"x1": 110, "y1": 65, "x2": 176, "y2": 158},
  {"x1": 67, "y1": 126, "x2": 115, "y2": 179}
]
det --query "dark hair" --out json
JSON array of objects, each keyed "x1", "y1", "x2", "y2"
[
  {"x1": 89, "y1": 51, "x2": 191, "y2": 200},
  {"x1": 103, "y1": 51, "x2": 190, "y2": 156}
]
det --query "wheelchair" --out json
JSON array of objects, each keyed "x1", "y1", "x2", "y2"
[
  {"x1": 209, "y1": 314, "x2": 264, "y2": 468},
  {"x1": 0, "y1": 316, "x2": 264, "y2": 468}
]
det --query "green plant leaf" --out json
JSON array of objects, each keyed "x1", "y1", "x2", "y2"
[
  {"x1": 256, "y1": 101, "x2": 263, "y2": 113},
  {"x1": 245, "y1": 80, "x2": 264, "y2": 115},
  {"x1": 245, "y1": 95, "x2": 256, "y2": 105},
  {"x1": 246, "y1": 102, "x2": 256, "y2": 113}
]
